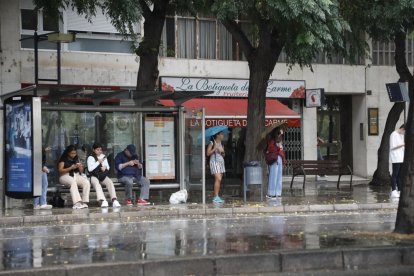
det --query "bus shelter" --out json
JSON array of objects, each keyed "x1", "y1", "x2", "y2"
[{"x1": 1, "y1": 85, "x2": 210, "y2": 207}]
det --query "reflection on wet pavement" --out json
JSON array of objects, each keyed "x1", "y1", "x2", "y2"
[{"x1": 1, "y1": 211, "x2": 411, "y2": 271}]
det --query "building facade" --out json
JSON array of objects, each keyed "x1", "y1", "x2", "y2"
[{"x1": 0, "y1": 0, "x2": 409, "y2": 181}]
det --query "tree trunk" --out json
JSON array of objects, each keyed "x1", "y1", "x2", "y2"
[
  {"x1": 369, "y1": 102, "x2": 404, "y2": 186},
  {"x1": 135, "y1": 1, "x2": 168, "y2": 91},
  {"x1": 395, "y1": 98, "x2": 414, "y2": 233},
  {"x1": 244, "y1": 45, "x2": 282, "y2": 162},
  {"x1": 394, "y1": 31, "x2": 414, "y2": 233}
]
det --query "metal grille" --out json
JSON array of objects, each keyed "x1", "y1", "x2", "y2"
[{"x1": 283, "y1": 127, "x2": 302, "y2": 175}]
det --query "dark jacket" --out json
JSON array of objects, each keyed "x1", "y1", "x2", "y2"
[{"x1": 114, "y1": 151, "x2": 142, "y2": 180}]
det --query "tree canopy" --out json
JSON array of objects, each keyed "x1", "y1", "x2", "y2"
[{"x1": 202, "y1": 0, "x2": 366, "y2": 162}]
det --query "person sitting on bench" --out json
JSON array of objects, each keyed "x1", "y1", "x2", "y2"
[
  {"x1": 114, "y1": 144, "x2": 151, "y2": 206},
  {"x1": 87, "y1": 142, "x2": 121, "y2": 208},
  {"x1": 58, "y1": 145, "x2": 90, "y2": 209}
]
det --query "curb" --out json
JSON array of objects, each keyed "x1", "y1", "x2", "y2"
[
  {"x1": 0, "y1": 202, "x2": 398, "y2": 227},
  {"x1": 0, "y1": 246, "x2": 412, "y2": 275}
]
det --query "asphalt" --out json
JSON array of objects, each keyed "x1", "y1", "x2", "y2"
[{"x1": 1, "y1": 175, "x2": 413, "y2": 275}]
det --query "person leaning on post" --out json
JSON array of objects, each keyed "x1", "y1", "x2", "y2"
[
  {"x1": 87, "y1": 142, "x2": 121, "y2": 208},
  {"x1": 114, "y1": 144, "x2": 151, "y2": 206},
  {"x1": 58, "y1": 144, "x2": 90, "y2": 209}
]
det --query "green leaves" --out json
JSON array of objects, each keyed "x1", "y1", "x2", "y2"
[{"x1": 209, "y1": 0, "x2": 358, "y2": 68}]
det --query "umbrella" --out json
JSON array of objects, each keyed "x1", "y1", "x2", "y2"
[
  {"x1": 257, "y1": 121, "x2": 287, "y2": 150},
  {"x1": 197, "y1": 125, "x2": 229, "y2": 144}
]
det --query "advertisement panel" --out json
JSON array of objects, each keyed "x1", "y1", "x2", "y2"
[
  {"x1": 160, "y1": 77, "x2": 305, "y2": 98},
  {"x1": 4, "y1": 96, "x2": 42, "y2": 198},
  {"x1": 144, "y1": 116, "x2": 176, "y2": 180}
]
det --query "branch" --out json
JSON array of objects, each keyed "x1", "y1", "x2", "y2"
[
  {"x1": 394, "y1": 31, "x2": 413, "y2": 82},
  {"x1": 152, "y1": 0, "x2": 169, "y2": 18},
  {"x1": 221, "y1": 18, "x2": 254, "y2": 59},
  {"x1": 139, "y1": 0, "x2": 152, "y2": 19}
]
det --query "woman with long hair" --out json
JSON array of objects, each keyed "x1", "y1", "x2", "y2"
[
  {"x1": 58, "y1": 145, "x2": 90, "y2": 209},
  {"x1": 207, "y1": 131, "x2": 226, "y2": 203},
  {"x1": 266, "y1": 127, "x2": 285, "y2": 198}
]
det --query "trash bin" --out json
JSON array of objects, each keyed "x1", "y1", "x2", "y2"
[{"x1": 243, "y1": 161, "x2": 263, "y2": 202}]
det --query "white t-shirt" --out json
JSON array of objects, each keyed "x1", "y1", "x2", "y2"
[{"x1": 390, "y1": 130, "x2": 404, "y2": 163}]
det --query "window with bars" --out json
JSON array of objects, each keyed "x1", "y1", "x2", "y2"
[{"x1": 160, "y1": 15, "x2": 251, "y2": 61}]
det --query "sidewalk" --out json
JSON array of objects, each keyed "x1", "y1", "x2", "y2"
[
  {"x1": 0, "y1": 175, "x2": 397, "y2": 227},
  {"x1": 0, "y1": 176, "x2": 412, "y2": 275}
]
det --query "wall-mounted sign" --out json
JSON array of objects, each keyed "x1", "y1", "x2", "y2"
[
  {"x1": 160, "y1": 77, "x2": 306, "y2": 98},
  {"x1": 305, "y1": 88, "x2": 325, "y2": 108},
  {"x1": 4, "y1": 96, "x2": 42, "y2": 199},
  {"x1": 386, "y1": 82, "x2": 410, "y2": 102},
  {"x1": 144, "y1": 116, "x2": 175, "y2": 180},
  {"x1": 368, "y1": 108, "x2": 379, "y2": 136}
]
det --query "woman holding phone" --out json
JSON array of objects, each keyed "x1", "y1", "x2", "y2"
[
  {"x1": 87, "y1": 142, "x2": 121, "y2": 208},
  {"x1": 58, "y1": 144, "x2": 91, "y2": 209}
]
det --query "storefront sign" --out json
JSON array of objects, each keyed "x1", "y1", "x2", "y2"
[
  {"x1": 160, "y1": 77, "x2": 305, "y2": 98},
  {"x1": 305, "y1": 88, "x2": 325, "y2": 108},
  {"x1": 144, "y1": 116, "x2": 175, "y2": 180},
  {"x1": 188, "y1": 118, "x2": 301, "y2": 128}
]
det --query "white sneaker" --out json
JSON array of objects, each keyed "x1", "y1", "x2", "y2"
[
  {"x1": 101, "y1": 200, "x2": 109, "y2": 208},
  {"x1": 73, "y1": 202, "x2": 83, "y2": 209},
  {"x1": 40, "y1": 204, "x2": 53, "y2": 209},
  {"x1": 390, "y1": 190, "x2": 400, "y2": 198},
  {"x1": 33, "y1": 205, "x2": 40, "y2": 210},
  {"x1": 112, "y1": 200, "x2": 121, "y2": 208},
  {"x1": 82, "y1": 203, "x2": 89, "y2": 209}
]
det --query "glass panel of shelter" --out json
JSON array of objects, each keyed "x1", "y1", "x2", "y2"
[{"x1": 41, "y1": 110, "x2": 143, "y2": 185}]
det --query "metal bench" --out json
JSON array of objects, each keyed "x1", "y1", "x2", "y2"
[{"x1": 290, "y1": 160, "x2": 353, "y2": 189}]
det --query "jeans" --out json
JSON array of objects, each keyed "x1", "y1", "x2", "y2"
[
  {"x1": 268, "y1": 156, "x2": 283, "y2": 196},
  {"x1": 391, "y1": 162, "x2": 402, "y2": 191},
  {"x1": 118, "y1": 176, "x2": 150, "y2": 200},
  {"x1": 33, "y1": 172, "x2": 48, "y2": 206}
]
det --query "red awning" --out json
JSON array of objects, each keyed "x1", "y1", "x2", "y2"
[{"x1": 159, "y1": 98, "x2": 301, "y2": 127}]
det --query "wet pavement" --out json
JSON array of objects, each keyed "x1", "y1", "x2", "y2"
[
  {"x1": 0, "y1": 209, "x2": 408, "y2": 272},
  {"x1": 1, "y1": 177, "x2": 411, "y2": 274}
]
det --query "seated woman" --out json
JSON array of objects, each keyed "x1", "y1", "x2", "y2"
[
  {"x1": 87, "y1": 143, "x2": 121, "y2": 208},
  {"x1": 58, "y1": 145, "x2": 90, "y2": 209}
]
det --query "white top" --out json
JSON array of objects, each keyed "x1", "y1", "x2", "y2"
[
  {"x1": 390, "y1": 130, "x2": 404, "y2": 163},
  {"x1": 209, "y1": 140, "x2": 225, "y2": 163},
  {"x1": 87, "y1": 154, "x2": 110, "y2": 172}
]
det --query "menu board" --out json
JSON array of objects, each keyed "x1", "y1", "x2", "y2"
[{"x1": 144, "y1": 116, "x2": 175, "y2": 179}]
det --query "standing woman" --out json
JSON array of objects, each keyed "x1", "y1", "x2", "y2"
[
  {"x1": 58, "y1": 145, "x2": 90, "y2": 209},
  {"x1": 266, "y1": 127, "x2": 285, "y2": 198},
  {"x1": 207, "y1": 131, "x2": 226, "y2": 203}
]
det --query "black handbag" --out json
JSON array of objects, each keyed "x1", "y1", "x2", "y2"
[{"x1": 92, "y1": 168, "x2": 109, "y2": 181}]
